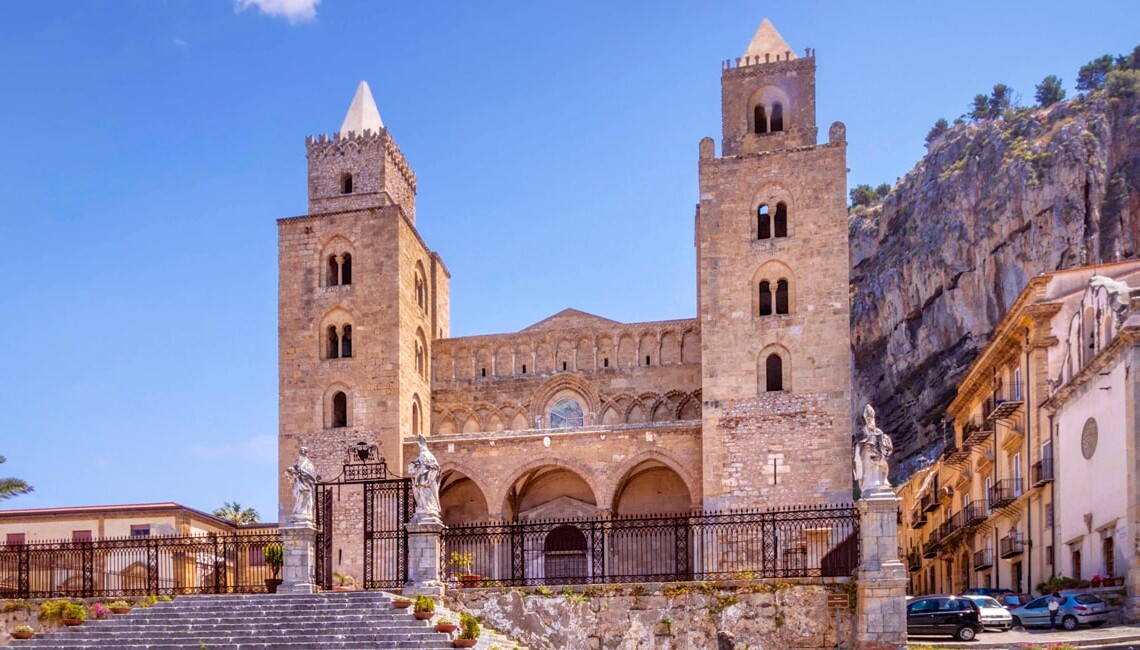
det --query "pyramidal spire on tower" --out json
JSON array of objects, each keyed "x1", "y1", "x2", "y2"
[
  {"x1": 339, "y1": 81, "x2": 384, "y2": 137},
  {"x1": 743, "y1": 18, "x2": 796, "y2": 61}
]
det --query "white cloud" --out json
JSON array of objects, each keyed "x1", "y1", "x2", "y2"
[
  {"x1": 173, "y1": 38, "x2": 189, "y2": 49},
  {"x1": 190, "y1": 434, "x2": 277, "y2": 465},
  {"x1": 234, "y1": 0, "x2": 320, "y2": 24}
]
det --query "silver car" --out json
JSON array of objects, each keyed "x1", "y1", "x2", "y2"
[
  {"x1": 1009, "y1": 593, "x2": 1109, "y2": 630},
  {"x1": 964, "y1": 595, "x2": 1013, "y2": 631}
]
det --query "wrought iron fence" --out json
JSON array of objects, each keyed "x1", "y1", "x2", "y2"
[
  {"x1": 442, "y1": 503, "x2": 858, "y2": 587},
  {"x1": 0, "y1": 530, "x2": 281, "y2": 598}
]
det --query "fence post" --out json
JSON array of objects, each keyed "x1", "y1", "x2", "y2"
[{"x1": 17, "y1": 544, "x2": 29, "y2": 599}]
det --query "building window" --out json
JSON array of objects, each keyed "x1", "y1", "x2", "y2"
[
  {"x1": 774, "y1": 202, "x2": 788, "y2": 238},
  {"x1": 1072, "y1": 549, "x2": 1082, "y2": 580},
  {"x1": 341, "y1": 173, "x2": 353, "y2": 194},
  {"x1": 775, "y1": 279, "x2": 789, "y2": 314},
  {"x1": 1104, "y1": 536, "x2": 1115, "y2": 578},
  {"x1": 340, "y1": 254, "x2": 352, "y2": 285},
  {"x1": 332, "y1": 391, "x2": 348, "y2": 428},
  {"x1": 754, "y1": 105, "x2": 768, "y2": 134},
  {"x1": 1046, "y1": 544, "x2": 1054, "y2": 567},
  {"x1": 412, "y1": 398, "x2": 422, "y2": 436},
  {"x1": 522, "y1": 364, "x2": 527, "y2": 374},
  {"x1": 341, "y1": 325, "x2": 352, "y2": 358},
  {"x1": 130, "y1": 525, "x2": 150, "y2": 538},
  {"x1": 72, "y1": 530, "x2": 92, "y2": 543},
  {"x1": 5, "y1": 533, "x2": 24, "y2": 546},
  {"x1": 415, "y1": 263, "x2": 428, "y2": 310},
  {"x1": 757, "y1": 204, "x2": 771, "y2": 239},
  {"x1": 325, "y1": 324, "x2": 353, "y2": 360},
  {"x1": 771, "y1": 102, "x2": 784, "y2": 132},
  {"x1": 544, "y1": 525, "x2": 587, "y2": 580},
  {"x1": 759, "y1": 281, "x2": 773, "y2": 316},
  {"x1": 549, "y1": 397, "x2": 584, "y2": 428},
  {"x1": 1045, "y1": 502, "x2": 1054, "y2": 528},
  {"x1": 765, "y1": 354, "x2": 784, "y2": 392},
  {"x1": 326, "y1": 253, "x2": 352, "y2": 287}
]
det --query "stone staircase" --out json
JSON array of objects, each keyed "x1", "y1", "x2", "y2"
[{"x1": 13, "y1": 591, "x2": 485, "y2": 649}]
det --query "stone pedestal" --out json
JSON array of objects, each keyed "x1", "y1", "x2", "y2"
[
  {"x1": 854, "y1": 492, "x2": 907, "y2": 650},
  {"x1": 279, "y1": 520, "x2": 317, "y2": 595},
  {"x1": 404, "y1": 513, "x2": 445, "y2": 597}
]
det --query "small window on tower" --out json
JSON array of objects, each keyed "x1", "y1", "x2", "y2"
[
  {"x1": 332, "y1": 391, "x2": 348, "y2": 428},
  {"x1": 775, "y1": 279, "x2": 789, "y2": 314},
  {"x1": 562, "y1": 361, "x2": 567, "y2": 371},
  {"x1": 754, "y1": 105, "x2": 768, "y2": 134},
  {"x1": 341, "y1": 324, "x2": 353, "y2": 358},
  {"x1": 645, "y1": 356, "x2": 651, "y2": 366},
  {"x1": 341, "y1": 254, "x2": 352, "y2": 285},
  {"x1": 604, "y1": 358, "x2": 609, "y2": 368},
  {"x1": 327, "y1": 255, "x2": 340, "y2": 287},
  {"x1": 759, "y1": 281, "x2": 773, "y2": 316},
  {"x1": 327, "y1": 326, "x2": 340, "y2": 359},
  {"x1": 774, "y1": 203, "x2": 788, "y2": 238},
  {"x1": 766, "y1": 354, "x2": 784, "y2": 392},
  {"x1": 757, "y1": 205, "x2": 771, "y2": 240},
  {"x1": 341, "y1": 173, "x2": 353, "y2": 194},
  {"x1": 771, "y1": 102, "x2": 784, "y2": 132}
]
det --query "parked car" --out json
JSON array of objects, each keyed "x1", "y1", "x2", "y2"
[
  {"x1": 963, "y1": 587, "x2": 1014, "y2": 597},
  {"x1": 907, "y1": 595, "x2": 984, "y2": 640},
  {"x1": 998, "y1": 593, "x2": 1032, "y2": 610},
  {"x1": 963, "y1": 595, "x2": 1014, "y2": 631},
  {"x1": 1008, "y1": 593, "x2": 1109, "y2": 630}
]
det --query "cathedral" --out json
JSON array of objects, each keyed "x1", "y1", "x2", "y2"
[{"x1": 277, "y1": 19, "x2": 854, "y2": 578}]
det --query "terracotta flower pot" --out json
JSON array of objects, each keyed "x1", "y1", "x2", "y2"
[
  {"x1": 436, "y1": 623, "x2": 458, "y2": 634},
  {"x1": 110, "y1": 607, "x2": 130, "y2": 614},
  {"x1": 453, "y1": 639, "x2": 477, "y2": 648},
  {"x1": 333, "y1": 585, "x2": 354, "y2": 592},
  {"x1": 10, "y1": 631, "x2": 33, "y2": 639},
  {"x1": 459, "y1": 573, "x2": 482, "y2": 588},
  {"x1": 265, "y1": 578, "x2": 283, "y2": 594},
  {"x1": 414, "y1": 611, "x2": 434, "y2": 620},
  {"x1": 393, "y1": 600, "x2": 413, "y2": 609},
  {"x1": 61, "y1": 619, "x2": 83, "y2": 626}
]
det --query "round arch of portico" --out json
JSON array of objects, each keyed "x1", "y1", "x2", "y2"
[
  {"x1": 438, "y1": 460, "x2": 493, "y2": 505},
  {"x1": 600, "y1": 449, "x2": 701, "y2": 512},
  {"x1": 487, "y1": 454, "x2": 601, "y2": 519}
]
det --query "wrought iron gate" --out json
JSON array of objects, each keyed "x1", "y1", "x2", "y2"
[{"x1": 313, "y1": 442, "x2": 413, "y2": 590}]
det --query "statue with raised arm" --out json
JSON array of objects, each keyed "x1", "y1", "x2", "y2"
[
  {"x1": 1089, "y1": 275, "x2": 1140, "y2": 326},
  {"x1": 853, "y1": 404, "x2": 893, "y2": 496},
  {"x1": 408, "y1": 435, "x2": 441, "y2": 521},
  {"x1": 285, "y1": 446, "x2": 319, "y2": 524}
]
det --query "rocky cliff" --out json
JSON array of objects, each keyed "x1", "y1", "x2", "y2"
[{"x1": 850, "y1": 90, "x2": 1140, "y2": 478}]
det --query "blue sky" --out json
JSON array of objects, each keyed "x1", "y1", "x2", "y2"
[{"x1": 1, "y1": 0, "x2": 1137, "y2": 524}]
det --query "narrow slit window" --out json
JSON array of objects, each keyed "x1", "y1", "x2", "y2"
[
  {"x1": 774, "y1": 203, "x2": 787, "y2": 238},
  {"x1": 775, "y1": 280, "x2": 789, "y2": 314},
  {"x1": 771, "y1": 102, "x2": 784, "y2": 132},
  {"x1": 521, "y1": 364, "x2": 527, "y2": 374},
  {"x1": 341, "y1": 254, "x2": 352, "y2": 285},
  {"x1": 481, "y1": 368, "x2": 486, "y2": 377},
  {"x1": 327, "y1": 326, "x2": 340, "y2": 359},
  {"x1": 327, "y1": 255, "x2": 339, "y2": 287},
  {"x1": 766, "y1": 354, "x2": 784, "y2": 392},
  {"x1": 604, "y1": 358, "x2": 609, "y2": 368},
  {"x1": 341, "y1": 325, "x2": 352, "y2": 358},
  {"x1": 645, "y1": 355, "x2": 651, "y2": 366},
  {"x1": 757, "y1": 204, "x2": 771, "y2": 240},
  {"x1": 332, "y1": 391, "x2": 348, "y2": 428},
  {"x1": 759, "y1": 281, "x2": 773, "y2": 316},
  {"x1": 754, "y1": 105, "x2": 768, "y2": 134},
  {"x1": 562, "y1": 361, "x2": 567, "y2": 371},
  {"x1": 341, "y1": 173, "x2": 353, "y2": 194}
]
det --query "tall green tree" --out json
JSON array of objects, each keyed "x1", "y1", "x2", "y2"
[
  {"x1": 969, "y1": 94, "x2": 990, "y2": 120},
  {"x1": 1077, "y1": 54, "x2": 1115, "y2": 92},
  {"x1": 925, "y1": 117, "x2": 950, "y2": 144},
  {"x1": 849, "y1": 184, "x2": 877, "y2": 208},
  {"x1": 0, "y1": 455, "x2": 32, "y2": 501},
  {"x1": 988, "y1": 83, "x2": 1013, "y2": 115},
  {"x1": 213, "y1": 501, "x2": 261, "y2": 525},
  {"x1": 1034, "y1": 75, "x2": 1066, "y2": 107}
]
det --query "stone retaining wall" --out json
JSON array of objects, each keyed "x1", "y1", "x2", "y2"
[{"x1": 446, "y1": 580, "x2": 855, "y2": 650}]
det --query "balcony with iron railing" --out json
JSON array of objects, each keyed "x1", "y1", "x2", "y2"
[
  {"x1": 922, "y1": 529, "x2": 943, "y2": 558},
  {"x1": 921, "y1": 483, "x2": 941, "y2": 513},
  {"x1": 962, "y1": 501, "x2": 988, "y2": 528},
  {"x1": 989, "y1": 478, "x2": 1022, "y2": 510},
  {"x1": 961, "y1": 418, "x2": 995, "y2": 447},
  {"x1": 1032, "y1": 458, "x2": 1054, "y2": 487},
  {"x1": 986, "y1": 381, "x2": 1025, "y2": 422},
  {"x1": 910, "y1": 507, "x2": 927, "y2": 529},
  {"x1": 999, "y1": 532, "x2": 1024, "y2": 558},
  {"x1": 973, "y1": 549, "x2": 993, "y2": 570},
  {"x1": 907, "y1": 550, "x2": 922, "y2": 572},
  {"x1": 939, "y1": 509, "x2": 964, "y2": 541}
]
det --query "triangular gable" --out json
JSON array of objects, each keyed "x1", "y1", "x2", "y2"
[{"x1": 520, "y1": 308, "x2": 622, "y2": 333}]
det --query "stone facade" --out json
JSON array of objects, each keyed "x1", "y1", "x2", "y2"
[{"x1": 277, "y1": 20, "x2": 853, "y2": 584}]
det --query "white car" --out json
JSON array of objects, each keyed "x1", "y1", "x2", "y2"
[{"x1": 964, "y1": 595, "x2": 1014, "y2": 631}]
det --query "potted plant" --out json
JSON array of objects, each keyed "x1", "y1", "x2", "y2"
[
  {"x1": 413, "y1": 595, "x2": 435, "y2": 620},
  {"x1": 332, "y1": 572, "x2": 357, "y2": 592},
  {"x1": 108, "y1": 600, "x2": 131, "y2": 614},
  {"x1": 392, "y1": 596, "x2": 413, "y2": 609},
  {"x1": 435, "y1": 618, "x2": 457, "y2": 634},
  {"x1": 450, "y1": 551, "x2": 480, "y2": 588},
  {"x1": 91, "y1": 603, "x2": 109, "y2": 620},
  {"x1": 1092, "y1": 573, "x2": 1106, "y2": 588},
  {"x1": 10, "y1": 625, "x2": 35, "y2": 640},
  {"x1": 264, "y1": 543, "x2": 284, "y2": 593},
  {"x1": 453, "y1": 612, "x2": 480, "y2": 648},
  {"x1": 61, "y1": 602, "x2": 87, "y2": 626}
]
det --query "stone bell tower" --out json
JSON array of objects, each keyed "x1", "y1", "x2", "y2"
[
  {"x1": 696, "y1": 19, "x2": 852, "y2": 509},
  {"x1": 278, "y1": 82, "x2": 449, "y2": 575}
]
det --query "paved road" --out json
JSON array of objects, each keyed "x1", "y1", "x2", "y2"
[{"x1": 910, "y1": 623, "x2": 1140, "y2": 648}]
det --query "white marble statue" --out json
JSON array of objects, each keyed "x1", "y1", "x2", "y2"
[
  {"x1": 1089, "y1": 275, "x2": 1140, "y2": 326},
  {"x1": 285, "y1": 446, "x2": 319, "y2": 523},
  {"x1": 853, "y1": 404, "x2": 893, "y2": 496},
  {"x1": 409, "y1": 435, "x2": 442, "y2": 520}
]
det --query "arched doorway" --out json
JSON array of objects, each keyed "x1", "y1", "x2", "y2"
[
  {"x1": 544, "y1": 525, "x2": 587, "y2": 583},
  {"x1": 439, "y1": 470, "x2": 490, "y2": 526}
]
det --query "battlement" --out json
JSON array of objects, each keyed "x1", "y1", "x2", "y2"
[
  {"x1": 305, "y1": 129, "x2": 417, "y2": 193},
  {"x1": 722, "y1": 47, "x2": 814, "y2": 71}
]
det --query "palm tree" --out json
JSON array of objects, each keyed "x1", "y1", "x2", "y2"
[
  {"x1": 0, "y1": 455, "x2": 32, "y2": 501},
  {"x1": 213, "y1": 501, "x2": 261, "y2": 525}
]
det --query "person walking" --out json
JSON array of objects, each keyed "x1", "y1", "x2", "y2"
[{"x1": 1048, "y1": 591, "x2": 1062, "y2": 629}]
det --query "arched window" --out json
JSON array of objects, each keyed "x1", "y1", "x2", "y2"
[
  {"x1": 754, "y1": 105, "x2": 768, "y2": 134},
  {"x1": 327, "y1": 326, "x2": 340, "y2": 359},
  {"x1": 415, "y1": 265, "x2": 427, "y2": 310},
  {"x1": 341, "y1": 253, "x2": 352, "y2": 285},
  {"x1": 544, "y1": 525, "x2": 587, "y2": 581},
  {"x1": 757, "y1": 204, "x2": 771, "y2": 240},
  {"x1": 332, "y1": 391, "x2": 348, "y2": 428},
  {"x1": 327, "y1": 255, "x2": 339, "y2": 287},
  {"x1": 775, "y1": 279, "x2": 789, "y2": 314},
  {"x1": 341, "y1": 173, "x2": 353, "y2": 194},
  {"x1": 341, "y1": 324, "x2": 352, "y2": 358},
  {"x1": 759, "y1": 281, "x2": 773, "y2": 316},
  {"x1": 774, "y1": 202, "x2": 788, "y2": 238},
  {"x1": 766, "y1": 354, "x2": 784, "y2": 392},
  {"x1": 549, "y1": 398, "x2": 584, "y2": 429},
  {"x1": 771, "y1": 102, "x2": 784, "y2": 132},
  {"x1": 412, "y1": 398, "x2": 422, "y2": 436}
]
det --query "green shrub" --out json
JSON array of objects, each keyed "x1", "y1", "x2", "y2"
[
  {"x1": 1106, "y1": 69, "x2": 1140, "y2": 99},
  {"x1": 38, "y1": 599, "x2": 70, "y2": 622},
  {"x1": 62, "y1": 603, "x2": 87, "y2": 622},
  {"x1": 458, "y1": 612, "x2": 481, "y2": 640},
  {"x1": 413, "y1": 595, "x2": 435, "y2": 613}
]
